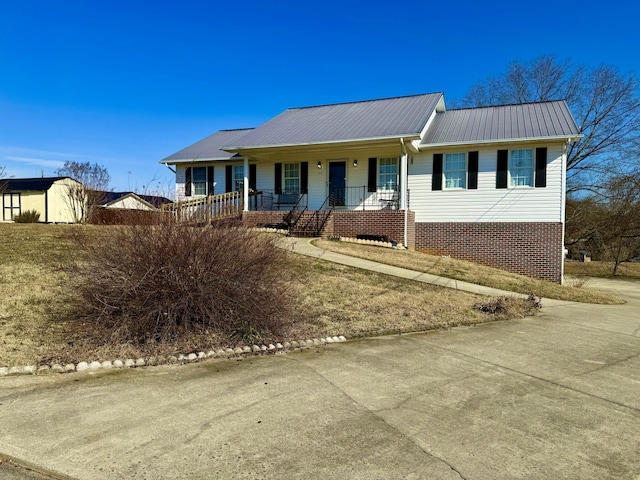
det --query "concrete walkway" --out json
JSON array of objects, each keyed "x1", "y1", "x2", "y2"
[{"x1": 279, "y1": 237, "x2": 570, "y2": 306}]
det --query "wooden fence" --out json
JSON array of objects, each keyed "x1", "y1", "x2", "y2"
[{"x1": 161, "y1": 191, "x2": 242, "y2": 223}]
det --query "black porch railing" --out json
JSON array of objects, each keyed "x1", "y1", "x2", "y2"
[
  {"x1": 248, "y1": 190, "x2": 308, "y2": 211},
  {"x1": 328, "y1": 186, "x2": 400, "y2": 210}
]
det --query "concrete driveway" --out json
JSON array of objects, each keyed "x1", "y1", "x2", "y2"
[{"x1": 1, "y1": 278, "x2": 639, "y2": 479}]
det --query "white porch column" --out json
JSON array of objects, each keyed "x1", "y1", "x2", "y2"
[
  {"x1": 243, "y1": 156, "x2": 249, "y2": 212},
  {"x1": 399, "y1": 143, "x2": 408, "y2": 211}
]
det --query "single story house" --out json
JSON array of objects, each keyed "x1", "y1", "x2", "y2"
[
  {"x1": 161, "y1": 93, "x2": 582, "y2": 283},
  {"x1": 1, "y1": 176, "x2": 84, "y2": 223}
]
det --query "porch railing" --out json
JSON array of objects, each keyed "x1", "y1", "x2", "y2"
[
  {"x1": 161, "y1": 191, "x2": 242, "y2": 223},
  {"x1": 247, "y1": 190, "x2": 308, "y2": 211},
  {"x1": 329, "y1": 186, "x2": 400, "y2": 210}
]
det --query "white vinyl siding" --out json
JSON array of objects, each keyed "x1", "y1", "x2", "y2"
[
  {"x1": 444, "y1": 153, "x2": 466, "y2": 189},
  {"x1": 409, "y1": 144, "x2": 565, "y2": 223}
]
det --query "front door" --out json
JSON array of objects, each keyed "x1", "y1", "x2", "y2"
[{"x1": 328, "y1": 161, "x2": 346, "y2": 207}]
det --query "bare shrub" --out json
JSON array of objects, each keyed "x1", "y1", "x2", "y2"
[
  {"x1": 564, "y1": 275, "x2": 590, "y2": 288},
  {"x1": 67, "y1": 222, "x2": 294, "y2": 344},
  {"x1": 474, "y1": 295, "x2": 541, "y2": 318}
]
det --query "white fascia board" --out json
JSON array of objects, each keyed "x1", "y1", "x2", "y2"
[
  {"x1": 223, "y1": 133, "x2": 423, "y2": 153},
  {"x1": 419, "y1": 134, "x2": 584, "y2": 150},
  {"x1": 417, "y1": 96, "x2": 446, "y2": 141},
  {"x1": 159, "y1": 157, "x2": 234, "y2": 165}
]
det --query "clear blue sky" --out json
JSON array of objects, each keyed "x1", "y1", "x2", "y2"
[{"x1": 1, "y1": 0, "x2": 638, "y2": 195}]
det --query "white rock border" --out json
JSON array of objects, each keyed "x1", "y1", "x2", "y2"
[{"x1": 0, "y1": 336, "x2": 348, "y2": 377}]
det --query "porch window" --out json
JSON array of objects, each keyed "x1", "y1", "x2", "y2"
[
  {"x1": 444, "y1": 153, "x2": 466, "y2": 189},
  {"x1": 509, "y1": 149, "x2": 534, "y2": 187},
  {"x1": 284, "y1": 163, "x2": 300, "y2": 193},
  {"x1": 192, "y1": 167, "x2": 207, "y2": 195},
  {"x1": 378, "y1": 157, "x2": 397, "y2": 190},
  {"x1": 233, "y1": 165, "x2": 244, "y2": 192},
  {"x1": 3, "y1": 193, "x2": 21, "y2": 221}
]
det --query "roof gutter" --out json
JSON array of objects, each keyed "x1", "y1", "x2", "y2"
[
  {"x1": 223, "y1": 133, "x2": 423, "y2": 153},
  {"x1": 418, "y1": 134, "x2": 584, "y2": 150}
]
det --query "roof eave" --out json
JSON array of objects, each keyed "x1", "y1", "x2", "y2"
[
  {"x1": 419, "y1": 134, "x2": 583, "y2": 150},
  {"x1": 224, "y1": 133, "x2": 424, "y2": 153}
]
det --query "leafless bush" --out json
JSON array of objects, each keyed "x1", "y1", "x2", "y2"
[
  {"x1": 67, "y1": 222, "x2": 294, "y2": 344},
  {"x1": 474, "y1": 295, "x2": 541, "y2": 317}
]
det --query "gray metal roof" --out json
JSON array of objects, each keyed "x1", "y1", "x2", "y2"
[
  {"x1": 161, "y1": 128, "x2": 254, "y2": 163},
  {"x1": 225, "y1": 93, "x2": 444, "y2": 150},
  {"x1": 420, "y1": 101, "x2": 580, "y2": 147}
]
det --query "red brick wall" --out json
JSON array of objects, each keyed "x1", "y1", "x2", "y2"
[
  {"x1": 415, "y1": 222, "x2": 563, "y2": 283},
  {"x1": 242, "y1": 210, "x2": 416, "y2": 249},
  {"x1": 330, "y1": 210, "x2": 415, "y2": 249},
  {"x1": 242, "y1": 211, "x2": 287, "y2": 227}
]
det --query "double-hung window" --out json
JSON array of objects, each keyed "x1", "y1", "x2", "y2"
[
  {"x1": 509, "y1": 149, "x2": 534, "y2": 187},
  {"x1": 192, "y1": 167, "x2": 207, "y2": 195},
  {"x1": 444, "y1": 153, "x2": 466, "y2": 189},
  {"x1": 378, "y1": 157, "x2": 398, "y2": 190},
  {"x1": 284, "y1": 163, "x2": 300, "y2": 193},
  {"x1": 233, "y1": 165, "x2": 244, "y2": 192}
]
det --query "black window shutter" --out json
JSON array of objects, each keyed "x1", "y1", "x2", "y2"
[
  {"x1": 225, "y1": 165, "x2": 232, "y2": 193},
  {"x1": 274, "y1": 163, "x2": 282, "y2": 194},
  {"x1": 468, "y1": 151, "x2": 479, "y2": 190},
  {"x1": 496, "y1": 150, "x2": 508, "y2": 189},
  {"x1": 300, "y1": 162, "x2": 308, "y2": 194},
  {"x1": 207, "y1": 166, "x2": 214, "y2": 195},
  {"x1": 535, "y1": 147, "x2": 547, "y2": 188},
  {"x1": 367, "y1": 158, "x2": 377, "y2": 192},
  {"x1": 185, "y1": 167, "x2": 192, "y2": 197},
  {"x1": 432, "y1": 154, "x2": 443, "y2": 191},
  {"x1": 249, "y1": 164, "x2": 256, "y2": 191}
]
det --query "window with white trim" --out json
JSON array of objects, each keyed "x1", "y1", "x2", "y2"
[
  {"x1": 444, "y1": 153, "x2": 466, "y2": 189},
  {"x1": 192, "y1": 167, "x2": 207, "y2": 195},
  {"x1": 3, "y1": 193, "x2": 21, "y2": 221},
  {"x1": 509, "y1": 149, "x2": 534, "y2": 187},
  {"x1": 378, "y1": 157, "x2": 398, "y2": 190},
  {"x1": 284, "y1": 163, "x2": 300, "y2": 193},
  {"x1": 233, "y1": 165, "x2": 244, "y2": 192}
]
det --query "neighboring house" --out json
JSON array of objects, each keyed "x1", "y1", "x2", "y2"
[
  {"x1": 96, "y1": 191, "x2": 172, "y2": 210},
  {"x1": 89, "y1": 191, "x2": 172, "y2": 224},
  {"x1": 161, "y1": 93, "x2": 581, "y2": 283},
  {"x1": 0, "y1": 176, "x2": 84, "y2": 223}
]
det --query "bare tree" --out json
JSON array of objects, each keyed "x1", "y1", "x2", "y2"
[
  {"x1": 460, "y1": 55, "x2": 640, "y2": 194},
  {"x1": 56, "y1": 161, "x2": 111, "y2": 223},
  {"x1": 565, "y1": 173, "x2": 640, "y2": 274}
]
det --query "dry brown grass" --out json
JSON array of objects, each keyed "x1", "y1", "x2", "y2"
[
  {"x1": 314, "y1": 240, "x2": 624, "y2": 305},
  {"x1": 0, "y1": 224, "x2": 539, "y2": 367},
  {"x1": 564, "y1": 260, "x2": 640, "y2": 279}
]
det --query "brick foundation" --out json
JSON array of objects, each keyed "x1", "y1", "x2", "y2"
[
  {"x1": 415, "y1": 222, "x2": 563, "y2": 283},
  {"x1": 242, "y1": 210, "x2": 416, "y2": 249}
]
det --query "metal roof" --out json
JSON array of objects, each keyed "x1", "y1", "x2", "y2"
[
  {"x1": 225, "y1": 93, "x2": 444, "y2": 150},
  {"x1": 161, "y1": 128, "x2": 254, "y2": 163},
  {"x1": 1, "y1": 177, "x2": 72, "y2": 192},
  {"x1": 420, "y1": 101, "x2": 581, "y2": 147}
]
